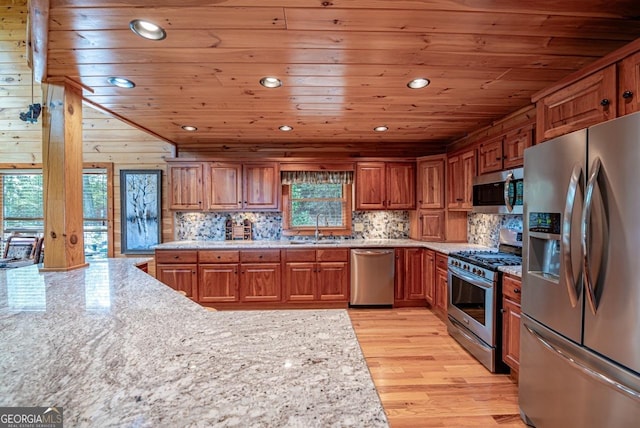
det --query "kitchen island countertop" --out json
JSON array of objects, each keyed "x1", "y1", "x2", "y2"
[
  {"x1": 0, "y1": 259, "x2": 388, "y2": 427},
  {"x1": 155, "y1": 239, "x2": 492, "y2": 255}
]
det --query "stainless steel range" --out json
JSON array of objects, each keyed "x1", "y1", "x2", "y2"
[{"x1": 447, "y1": 229, "x2": 522, "y2": 373}]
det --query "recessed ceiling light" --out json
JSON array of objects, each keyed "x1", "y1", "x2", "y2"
[
  {"x1": 129, "y1": 19, "x2": 167, "y2": 41},
  {"x1": 279, "y1": 125, "x2": 293, "y2": 131},
  {"x1": 107, "y1": 77, "x2": 135, "y2": 88},
  {"x1": 407, "y1": 78, "x2": 430, "y2": 89},
  {"x1": 260, "y1": 77, "x2": 283, "y2": 88},
  {"x1": 181, "y1": 125, "x2": 197, "y2": 131},
  {"x1": 374, "y1": 126, "x2": 388, "y2": 132}
]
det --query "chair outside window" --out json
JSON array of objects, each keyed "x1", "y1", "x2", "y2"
[{"x1": 2, "y1": 235, "x2": 39, "y2": 261}]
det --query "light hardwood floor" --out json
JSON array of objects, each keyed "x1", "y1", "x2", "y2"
[{"x1": 349, "y1": 308, "x2": 526, "y2": 428}]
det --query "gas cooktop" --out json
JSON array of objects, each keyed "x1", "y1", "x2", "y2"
[{"x1": 451, "y1": 250, "x2": 522, "y2": 270}]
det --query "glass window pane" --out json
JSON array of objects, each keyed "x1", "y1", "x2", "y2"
[
  {"x1": 83, "y1": 174, "x2": 108, "y2": 219},
  {"x1": 292, "y1": 201, "x2": 344, "y2": 227},
  {"x1": 2, "y1": 175, "x2": 43, "y2": 218}
]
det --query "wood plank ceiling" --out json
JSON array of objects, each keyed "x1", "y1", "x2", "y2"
[{"x1": 38, "y1": 0, "x2": 640, "y2": 157}]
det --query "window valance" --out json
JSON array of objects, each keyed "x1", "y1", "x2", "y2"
[{"x1": 281, "y1": 171, "x2": 353, "y2": 185}]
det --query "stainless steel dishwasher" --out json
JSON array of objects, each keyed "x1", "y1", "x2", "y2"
[{"x1": 350, "y1": 248, "x2": 395, "y2": 306}]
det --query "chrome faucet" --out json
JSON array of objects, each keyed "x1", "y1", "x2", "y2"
[{"x1": 315, "y1": 214, "x2": 327, "y2": 242}]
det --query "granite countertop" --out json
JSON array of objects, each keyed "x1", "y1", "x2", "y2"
[
  {"x1": 155, "y1": 239, "x2": 493, "y2": 255},
  {"x1": 0, "y1": 260, "x2": 387, "y2": 427},
  {"x1": 499, "y1": 265, "x2": 522, "y2": 278}
]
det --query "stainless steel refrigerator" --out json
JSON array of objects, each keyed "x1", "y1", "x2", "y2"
[{"x1": 520, "y1": 112, "x2": 640, "y2": 427}]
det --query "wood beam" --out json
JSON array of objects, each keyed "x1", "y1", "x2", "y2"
[
  {"x1": 28, "y1": 0, "x2": 49, "y2": 83},
  {"x1": 41, "y1": 81, "x2": 87, "y2": 271}
]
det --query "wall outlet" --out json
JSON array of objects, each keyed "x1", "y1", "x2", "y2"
[
  {"x1": 397, "y1": 222, "x2": 404, "y2": 231},
  {"x1": 354, "y1": 223, "x2": 364, "y2": 232}
]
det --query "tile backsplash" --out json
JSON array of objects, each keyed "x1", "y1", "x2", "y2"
[
  {"x1": 175, "y1": 211, "x2": 521, "y2": 246},
  {"x1": 175, "y1": 211, "x2": 410, "y2": 241},
  {"x1": 467, "y1": 213, "x2": 523, "y2": 248}
]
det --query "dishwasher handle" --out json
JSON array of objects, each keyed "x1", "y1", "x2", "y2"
[{"x1": 351, "y1": 249, "x2": 394, "y2": 256}]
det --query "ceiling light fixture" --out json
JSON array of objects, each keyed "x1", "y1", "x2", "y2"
[
  {"x1": 181, "y1": 125, "x2": 198, "y2": 131},
  {"x1": 279, "y1": 125, "x2": 293, "y2": 131},
  {"x1": 260, "y1": 77, "x2": 283, "y2": 88},
  {"x1": 407, "y1": 78, "x2": 430, "y2": 89},
  {"x1": 107, "y1": 77, "x2": 136, "y2": 88},
  {"x1": 129, "y1": 19, "x2": 167, "y2": 41},
  {"x1": 374, "y1": 126, "x2": 389, "y2": 132}
]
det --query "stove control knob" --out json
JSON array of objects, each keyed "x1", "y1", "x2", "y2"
[
  {"x1": 479, "y1": 270, "x2": 485, "y2": 277},
  {"x1": 472, "y1": 268, "x2": 477, "y2": 274},
  {"x1": 464, "y1": 264, "x2": 469, "y2": 270}
]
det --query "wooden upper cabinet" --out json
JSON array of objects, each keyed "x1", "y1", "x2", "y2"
[
  {"x1": 447, "y1": 148, "x2": 475, "y2": 211},
  {"x1": 503, "y1": 127, "x2": 533, "y2": 169},
  {"x1": 477, "y1": 125, "x2": 533, "y2": 174},
  {"x1": 417, "y1": 210, "x2": 445, "y2": 241},
  {"x1": 416, "y1": 155, "x2": 445, "y2": 209},
  {"x1": 243, "y1": 163, "x2": 280, "y2": 211},
  {"x1": 386, "y1": 162, "x2": 416, "y2": 209},
  {"x1": 206, "y1": 162, "x2": 242, "y2": 210},
  {"x1": 169, "y1": 163, "x2": 204, "y2": 210},
  {"x1": 355, "y1": 162, "x2": 386, "y2": 209},
  {"x1": 618, "y1": 50, "x2": 640, "y2": 116},
  {"x1": 183, "y1": 161, "x2": 279, "y2": 212},
  {"x1": 356, "y1": 161, "x2": 415, "y2": 210},
  {"x1": 535, "y1": 65, "x2": 617, "y2": 143},
  {"x1": 478, "y1": 136, "x2": 504, "y2": 175}
]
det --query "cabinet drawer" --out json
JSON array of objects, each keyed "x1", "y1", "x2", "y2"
[
  {"x1": 240, "y1": 250, "x2": 281, "y2": 263},
  {"x1": 435, "y1": 253, "x2": 448, "y2": 270},
  {"x1": 155, "y1": 250, "x2": 198, "y2": 264},
  {"x1": 503, "y1": 274, "x2": 522, "y2": 303},
  {"x1": 283, "y1": 249, "x2": 316, "y2": 262},
  {"x1": 199, "y1": 250, "x2": 240, "y2": 263},
  {"x1": 317, "y1": 248, "x2": 349, "y2": 262}
]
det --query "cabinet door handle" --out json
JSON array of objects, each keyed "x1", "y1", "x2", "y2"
[
  {"x1": 495, "y1": 157, "x2": 501, "y2": 161},
  {"x1": 514, "y1": 288, "x2": 521, "y2": 294},
  {"x1": 622, "y1": 90, "x2": 634, "y2": 99},
  {"x1": 600, "y1": 98, "x2": 610, "y2": 107},
  {"x1": 500, "y1": 309, "x2": 505, "y2": 313}
]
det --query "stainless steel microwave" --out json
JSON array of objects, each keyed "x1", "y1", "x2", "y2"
[{"x1": 472, "y1": 168, "x2": 523, "y2": 214}]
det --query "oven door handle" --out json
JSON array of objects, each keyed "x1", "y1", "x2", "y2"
[{"x1": 448, "y1": 265, "x2": 492, "y2": 289}]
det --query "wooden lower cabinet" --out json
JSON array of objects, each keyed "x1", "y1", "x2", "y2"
[
  {"x1": 156, "y1": 264, "x2": 198, "y2": 300},
  {"x1": 395, "y1": 248, "x2": 436, "y2": 307},
  {"x1": 283, "y1": 249, "x2": 349, "y2": 303},
  {"x1": 199, "y1": 264, "x2": 239, "y2": 302},
  {"x1": 435, "y1": 253, "x2": 448, "y2": 315},
  {"x1": 317, "y1": 262, "x2": 349, "y2": 301},
  {"x1": 240, "y1": 263, "x2": 282, "y2": 302},
  {"x1": 284, "y1": 262, "x2": 316, "y2": 301},
  {"x1": 502, "y1": 274, "x2": 522, "y2": 373},
  {"x1": 155, "y1": 249, "x2": 199, "y2": 299}
]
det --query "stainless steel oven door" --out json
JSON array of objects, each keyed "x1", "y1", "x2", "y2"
[{"x1": 447, "y1": 264, "x2": 495, "y2": 346}]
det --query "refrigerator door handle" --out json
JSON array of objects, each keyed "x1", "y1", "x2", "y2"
[
  {"x1": 581, "y1": 157, "x2": 601, "y2": 315},
  {"x1": 503, "y1": 171, "x2": 514, "y2": 213},
  {"x1": 524, "y1": 323, "x2": 640, "y2": 401},
  {"x1": 562, "y1": 163, "x2": 582, "y2": 308}
]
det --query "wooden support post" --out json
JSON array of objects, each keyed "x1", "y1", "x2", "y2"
[{"x1": 41, "y1": 80, "x2": 87, "y2": 271}]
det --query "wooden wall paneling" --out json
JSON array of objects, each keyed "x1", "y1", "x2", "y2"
[{"x1": 3, "y1": 1, "x2": 176, "y2": 260}]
